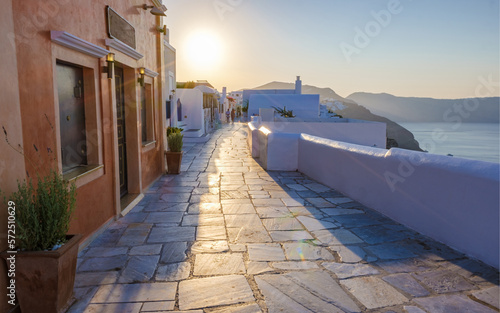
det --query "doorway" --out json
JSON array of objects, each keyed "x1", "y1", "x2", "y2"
[{"x1": 115, "y1": 66, "x2": 128, "y2": 198}]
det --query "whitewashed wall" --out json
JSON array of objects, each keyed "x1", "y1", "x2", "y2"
[
  {"x1": 261, "y1": 119, "x2": 386, "y2": 148},
  {"x1": 297, "y1": 133, "x2": 500, "y2": 269},
  {"x1": 248, "y1": 94, "x2": 320, "y2": 118},
  {"x1": 176, "y1": 89, "x2": 204, "y2": 134}
]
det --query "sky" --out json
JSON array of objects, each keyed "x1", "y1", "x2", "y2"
[{"x1": 164, "y1": 0, "x2": 499, "y2": 99}]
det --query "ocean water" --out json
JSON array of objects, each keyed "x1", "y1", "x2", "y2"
[{"x1": 399, "y1": 123, "x2": 499, "y2": 164}]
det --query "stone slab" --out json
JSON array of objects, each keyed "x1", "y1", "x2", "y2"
[
  {"x1": 376, "y1": 258, "x2": 434, "y2": 273},
  {"x1": 255, "y1": 206, "x2": 292, "y2": 218},
  {"x1": 188, "y1": 203, "x2": 222, "y2": 214},
  {"x1": 91, "y1": 283, "x2": 177, "y2": 303},
  {"x1": 148, "y1": 227, "x2": 195, "y2": 243},
  {"x1": 155, "y1": 262, "x2": 191, "y2": 281},
  {"x1": 223, "y1": 203, "x2": 256, "y2": 214},
  {"x1": 228, "y1": 226, "x2": 272, "y2": 243},
  {"x1": 414, "y1": 294, "x2": 497, "y2": 313},
  {"x1": 225, "y1": 214, "x2": 263, "y2": 228},
  {"x1": 160, "y1": 193, "x2": 191, "y2": 203},
  {"x1": 331, "y1": 245, "x2": 366, "y2": 263},
  {"x1": 281, "y1": 197, "x2": 306, "y2": 206},
  {"x1": 75, "y1": 271, "x2": 119, "y2": 287},
  {"x1": 283, "y1": 242, "x2": 334, "y2": 261},
  {"x1": 160, "y1": 242, "x2": 187, "y2": 263},
  {"x1": 262, "y1": 217, "x2": 305, "y2": 231},
  {"x1": 191, "y1": 240, "x2": 229, "y2": 253},
  {"x1": 247, "y1": 243, "x2": 286, "y2": 261},
  {"x1": 296, "y1": 216, "x2": 337, "y2": 232},
  {"x1": 178, "y1": 275, "x2": 255, "y2": 310},
  {"x1": 412, "y1": 269, "x2": 476, "y2": 294},
  {"x1": 305, "y1": 198, "x2": 334, "y2": 208},
  {"x1": 472, "y1": 286, "x2": 500, "y2": 309},
  {"x1": 340, "y1": 276, "x2": 408, "y2": 309},
  {"x1": 350, "y1": 225, "x2": 409, "y2": 244},
  {"x1": 252, "y1": 198, "x2": 286, "y2": 207},
  {"x1": 181, "y1": 214, "x2": 224, "y2": 226},
  {"x1": 256, "y1": 272, "x2": 360, "y2": 313},
  {"x1": 141, "y1": 301, "x2": 175, "y2": 311},
  {"x1": 84, "y1": 247, "x2": 128, "y2": 258},
  {"x1": 129, "y1": 245, "x2": 162, "y2": 256},
  {"x1": 365, "y1": 243, "x2": 417, "y2": 260},
  {"x1": 145, "y1": 212, "x2": 184, "y2": 224},
  {"x1": 79, "y1": 255, "x2": 128, "y2": 272},
  {"x1": 246, "y1": 261, "x2": 274, "y2": 275},
  {"x1": 312, "y1": 229, "x2": 363, "y2": 245},
  {"x1": 194, "y1": 253, "x2": 245, "y2": 275},
  {"x1": 383, "y1": 273, "x2": 430, "y2": 297},
  {"x1": 209, "y1": 303, "x2": 262, "y2": 313},
  {"x1": 83, "y1": 303, "x2": 142, "y2": 313},
  {"x1": 118, "y1": 255, "x2": 159, "y2": 283},
  {"x1": 323, "y1": 262, "x2": 379, "y2": 279},
  {"x1": 272, "y1": 261, "x2": 319, "y2": 270},
  {"x1": 269, "y1": 231, "x2": 314, "y2": 242},
  {"x1": 196, "y1": 226, "x2": 227, "y2": 241}
]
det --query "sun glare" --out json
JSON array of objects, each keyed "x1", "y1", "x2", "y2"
[{"x1": 185, "y1": 30, "x2": 223, "y2": 70}]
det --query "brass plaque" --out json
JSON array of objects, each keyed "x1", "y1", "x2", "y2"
[{"x1": 106, "y1": 6, "x2": 136, "y2": 49}]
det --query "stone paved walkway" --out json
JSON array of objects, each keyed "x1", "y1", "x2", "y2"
[{"x1": 68, "y1": 124, "x2": 499, "y2": 313}]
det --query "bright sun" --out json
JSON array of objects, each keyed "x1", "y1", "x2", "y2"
[{"x1": 185, "y1": 30, "x2": 223, "y2": 70}]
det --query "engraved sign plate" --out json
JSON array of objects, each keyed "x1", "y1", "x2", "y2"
[{"x1": 106, "y1": 6, "x2": 136, "y2": 49}]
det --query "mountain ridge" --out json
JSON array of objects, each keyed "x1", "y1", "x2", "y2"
[{"x1": 347, "y1": 92, "x2": 499, "y2": 123}]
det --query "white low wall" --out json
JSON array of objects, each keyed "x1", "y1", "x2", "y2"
[
  {"x1": 247, "y1": 122, "x2": 260, "y2": 158},
  {"x1": 298, "y1": 133, "x2": 500, "y2": 269}
]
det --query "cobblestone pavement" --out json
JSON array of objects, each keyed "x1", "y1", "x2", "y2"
[{"x1": 69, "y1": 124, "x2": 499, "y2": 313}]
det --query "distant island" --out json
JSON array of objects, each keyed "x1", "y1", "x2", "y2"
[{"x1": 250, "y1": 82, "x2": 423, "y2": 151}]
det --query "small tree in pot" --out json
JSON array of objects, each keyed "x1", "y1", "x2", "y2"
[{"x1": 165, "y1": 129, "x2": 183, "y2": 174}]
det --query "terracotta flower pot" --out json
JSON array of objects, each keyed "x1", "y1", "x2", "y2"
[
  {"x1": 165, "y1": 151, "x2": 183, "y2": 174},
  {"x1": 1, "y1": 234, "x2": 82, "y2": 313}
]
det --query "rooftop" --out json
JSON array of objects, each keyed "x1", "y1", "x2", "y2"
[{"x1": 68, "y1": 124, "x2": 499, "y2": 313}]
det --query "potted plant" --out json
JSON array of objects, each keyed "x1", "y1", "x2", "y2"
[
  {"x1": 1, "y1": 170, "x2": 80, "y2": 313},
  {"x1": 272, "y1": 105, "x2": 295, "y2": 118},
  {"x1": 1, "y1": 118, "x2": 81, "y2": 313},
  {"x1": 165, "y1": 129, "x2": 183, "y2": 174}
]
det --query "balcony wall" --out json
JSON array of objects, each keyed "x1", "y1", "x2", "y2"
[{"x1": 297, "y1": 133, "x2": 500, "y2": 269}]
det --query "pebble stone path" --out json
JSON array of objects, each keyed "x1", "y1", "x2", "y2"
[{"x1": 68, "y1": 123, "x2": 499, "y2": 313}]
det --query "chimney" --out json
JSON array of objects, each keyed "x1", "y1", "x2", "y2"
[{"x1": 295, "y1": 76, "x2": 302, "y2": 94}]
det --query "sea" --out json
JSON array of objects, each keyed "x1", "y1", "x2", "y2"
[{"x1": 399, "y1": 123, "x2": 499, "y2": 164}]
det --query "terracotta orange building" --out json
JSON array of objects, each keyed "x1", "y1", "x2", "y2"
[{"x1": 0, "y1": 1, "x2": 176, "y2": 311}]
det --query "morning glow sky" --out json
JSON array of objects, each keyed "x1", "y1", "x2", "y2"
[{"x1": 165, "y1": 0, "x2": 499, "y2": 99}]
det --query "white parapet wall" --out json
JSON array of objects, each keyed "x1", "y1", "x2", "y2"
[
  {"x1": 247, "y1": 119, "x2": 386, "y2": 171},
  {"x1": 297, "y1": 133, "x2": 500, "y2": 269}
]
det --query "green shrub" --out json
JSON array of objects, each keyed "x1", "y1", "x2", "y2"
[
  {"x1": 272, "y1": 106, "x2": 295, "y2": 118},
  {"x1": 167, "y1": 126, "x2": 183, "y2": 137},
  {"x1": 168, "y1": 132, "x2": 183, "y2": 152},
  {"x1": 8, "y1": 169, "x2": 76, "y2": 251}
]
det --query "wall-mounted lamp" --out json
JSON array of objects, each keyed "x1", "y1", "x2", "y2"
[
  {"x1": 102, "y1": 52, "x2": 115, "y2": 79},
  {"x1": 138, "y1": 67, "x2": 145, "y2": 87},
  {"x1": 143, "y1": 4, "x2": 166, "y2": 16},
  {"x1": 158, "y1": 25, "x2": 167, "y2": 35}
]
